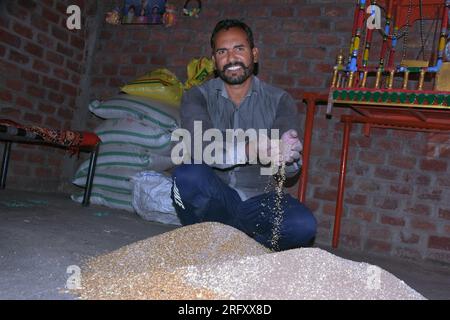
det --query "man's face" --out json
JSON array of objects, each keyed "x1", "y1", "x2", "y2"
[{"x1": 212, "y1": 27, "x2": 258, "y2": 85}]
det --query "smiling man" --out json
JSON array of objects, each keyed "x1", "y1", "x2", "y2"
[{"x1": 171, "y1": 19, "x2": 317, "y2": 251}]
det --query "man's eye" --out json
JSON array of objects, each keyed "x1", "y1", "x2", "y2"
[{"x1": 217, "y1": 50, "x2": 225, "y2": 55}]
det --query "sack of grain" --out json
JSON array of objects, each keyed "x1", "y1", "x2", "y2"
[
  {"x1": 89, "y1": 94, "x2": 180, "y2": 131},
  {"x1": 131, "y1": 171, "x2": 181, "y2": 225},
  {"x1": 73, "y1": 143, "x2": 174, "y2": 178},
  {"x1": 71, "y1": 186, "x2": 134, "y2": 212},
  {"x1": 95, "y1": 118, "x2": 174, "y2": 156}
]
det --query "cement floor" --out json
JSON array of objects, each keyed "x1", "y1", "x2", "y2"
[{"x1": 0, "y1": 189, "x2": 449, "y2": 300}]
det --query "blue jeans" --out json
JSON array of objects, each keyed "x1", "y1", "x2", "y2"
[{"x1": 171, "y1": 164, "x2": 317, "y2": 251}]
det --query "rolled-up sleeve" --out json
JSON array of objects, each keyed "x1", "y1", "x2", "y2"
[{"x1": 271, "y1": 92, "x2": 304, "y2": 177}]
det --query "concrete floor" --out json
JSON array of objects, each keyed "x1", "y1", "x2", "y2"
[{"x1": 0, "y1": 189, "x2": 449, "y2": 300}]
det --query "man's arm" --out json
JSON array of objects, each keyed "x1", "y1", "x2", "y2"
[
  {"x1": 271, "y1": 92, "x2": 304, "y2": 177},
  {"x1": 180, "y1": 87, "x2": 246, "y2": 169}
]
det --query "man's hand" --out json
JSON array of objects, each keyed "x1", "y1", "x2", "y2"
[
  {"x1": 281, "y1": 129, "x2": 303, "y2": 164},
  {"x1": 247, "y1": 132, "x2": 282, "y2": 167}
]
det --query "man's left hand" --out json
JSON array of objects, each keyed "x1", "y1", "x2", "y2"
[{"x1": 281, "y1": 129, "x2": 303, "y2": 164}]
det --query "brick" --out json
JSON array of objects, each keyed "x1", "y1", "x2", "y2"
[
  {"x1": 70, "y1": 35, "x2": 84, "y2": 50},
  {"x1": 297, "y1": 6, "x2": 321, "y2": 17},
  {"x1": 51, "y1": 25, "x2": 68, "y2": 42},
  {"x1": 390, "y1": 184, "x2": 413, "y2": 195},
  {"x1": 345, "y1": 193, "x2": 367, "y2": 205},
  {"x1": 131, "y1": 55, "x2": 147, "y2": 65},
  {"x1": 42, "y1": 8, "x2": 60, "y2": 24},
  {"x1": 16, "y1": 96, "x2": 33, "y2": 109},
  {"x1": 389, "y1": 154, "x2": 417, "y2": 169},
  {"x1": 405, "y1": 203, "x2": 431, "y2": 216},
  {"x1": 108, "y1": 78, "x2": 124, "y2": 88},
  {"x1": 271, "y1": 7, "x2": 294, "y2": 17},
  {"x1": 6, "y1": 79, "x2": 24, "y2": 91},
  {"x1": 411, "y1": 219, "x2": 436, "y2": 232},
  {"x1": 48, "y1": 92, "x2": 65, "y2": 104},
  {"x1": 28, "y1": 152, "x2": 45, "y2": 163},
  {"x1": 0, "y1": 29, "x2": 21, "y2": 47},
  {"x1": 120, "y1": 66, "x2": 137, "y2": 77},
  {"x1": 142, "y1": 44, "x2": 160, "y2": 54},
  {"x1": 27, "y1": 85, "x2": 45, "y2": 99},
  {"x1": 272, "y1": 74, "x2": 295, "y2": 87},
  {"x1": 61, "y1": 83, "x2": 78, "y2": 97},
  {"x1": 21, "y1": 70, "x2": 40, "y2": 83},
  {"x1": 53, "y1": 67, "x2": 69, "y2": 80},
  {"x1": 56, "y1": 43, "x2": 74, "y2": 57},
  {"x1": 31, "y1": 14, "x2": 49, "y2": 32},
  {"x1": 12, "y1": 164, "x2": 31, "y2": 176},
  {"x1": 275, "y1": 48, "x2": 299, "y2": 59},
  {"x1": 373, "y1": 197, "x2": 398, "y2": 210},
  {"x1": 13, "y1": 22, "x2": 33, "y2": 39},
  {"x1": 365, "y1": 239, "x2": 392, "y2": 253},
  {"x1": 420, "y1": 159, "x2": 447, "y2": 172},
  {"x1": 24, "y1": 112, "x2": 43, "y2": 124},
  {"x1": 37, "y1": 33, "x2": 54, "y2": 48},
  {"x1": 32, "y1": 60, "x2": 50, "y2": 73},
  {"x1": 150, "y1": 56, "x2": 167, "y2": 65},
  {"x1": 9, "y1": 50, "x2": 29, "y2": 64},
  {"x1": 46, "y1": 51, "x2": 64, "y2": 65},
  {"x1": 35, "y1": 167, "x2": 52, "y2": 178},
  {"x1": 428, "y1": 236, "x2": 450, "y2": 251},
  {"x1": 287, "y1": 32, "x2": 310, "y2": 45},
  {"x1": 24, "y1": 42, "x2": 44, "y2": 58},
  {"x1": 438, "y1": 208, "x2": 450, "y2": 220},
  {"x1": 103, "y1": 64, "x2": 118, "y2": 76},
  {"x1": 0, "y1": 44, "x2": 5, "y2": 57},
  {"x1": 417, "y1": 189, "x2": 442, "y2": 201},
  {"x1": 351, "y1": 208, "x2": 374, "y2": 222},
  {"x1": 0, "y1": 90, "x2": 13, "y2": 102},
  {"x1": 45, "y1": 116, "x2": 62, "y2": 128},
  {"x1": 298, "y1": 76, "x2": 324, "y2": 87},
  {"x1": 341, "y1": 235, "x2": 363, "y2": 249},
  {"x1": 42, "y1": 77, "x2": 60, "y2": 91},
  {"x1": 38, "y1": 102, "x2": 56, "y2": 114},
  {"x1": 313, "y1": 187, "x2": 337, "y2": 201},
  {"x1": 380, "y1": 215, "x2": 405, "y2": 226},
  {"x1": 368, "y1": 226, "x2": 392, "y2": 240},
  {"x1": 359, "y1": 150, "x2": 385, "y2": 165},
  {"x1": 316, "y1": 33, "x2": 342, "y2": 46},
  {"x1": 302, "y1": 47, "x2": 327, "y2": 59},
  {"x1": 375, "y1": 167, "x2": 398, "y2": 180},
  {"x1": 66, "y1": 60, "x2": 80, "y2": 73},
  {"x1": 324, "y1": 7, "x2": 351, "y2": 17},
  {"x1": 57, "y1": 108, "x2": 73, "y2": 120},
  {"x1": 400, "y1": 231, "x2": 420, "y2": 244}
]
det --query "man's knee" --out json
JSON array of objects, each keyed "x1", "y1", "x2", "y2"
[
  {"x1": 279, "y1": 206, "x2": 317, "y2": 250},
  {"x1": 172, "y1": 164, "x2": 212, "y2": 189}
]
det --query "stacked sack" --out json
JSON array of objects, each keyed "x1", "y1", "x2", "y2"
[
  {"x1": 71, "y1": 94, "x2": 179, "y2": 213},
  {"x1": 72, "y1": 60, "x2": 215, "y2": 224}
]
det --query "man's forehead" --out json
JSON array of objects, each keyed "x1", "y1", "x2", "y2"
[{"x1": 214, "y1": 27, "x2": 250, "y2": 46}]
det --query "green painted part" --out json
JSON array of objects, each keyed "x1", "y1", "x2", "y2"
[
  {"x1": 333, "y1": 90, "x2": 339, "y2": 99},
  {"x1": 372, "y1": 92, "x2": 381, "y2": 102},
  {"x1": 425, "y1": 94, "x2": 435, "y2": 105},
  {"x1": 407, "y1": 67, "x2": 421, "y2": 73},
  {"x1": 356, "y1": 91, "x2": 363, "y2": 101},
  {"x1": 417, "y1": 94, "x2": 426, "y2": 104},
  {"x1": 436, "y1": 95, "x2": 445, "y2": 105},
  {"x1": 408, "y1": 94, "x2": 416, "y2": 104},
  {"x1": 399, "y1": 93, "x2": 407, "y2": 103},
  {"x1": 348, "y1": 91, "x2": 355, "y2": 100},
  {"x1": 446, "y1": 95, "x2": 450, "y2": 106},
  {"x1": 381, "y1": 92, "x2": 389, "y2": 102},
  {"x1": 340, "y1": 91, "x2": 348, "y2": 100},
  {"x1": 364, "y1": 91, "x2": 372, "y2": 101},
  {"x1": 389, "y1": 92, "x2": 398, "y2": 102}
]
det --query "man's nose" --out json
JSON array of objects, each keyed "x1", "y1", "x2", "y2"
[{"x1": 225, "y1": 50, "x2": 237, "y2": 64}]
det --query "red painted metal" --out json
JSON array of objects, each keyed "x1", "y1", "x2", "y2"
[
  {"x1": 298, "y1": 93, "x2": 328, "y2": 203},
  {"x1": 332, "y1": 118, "x2": 352, "y2": 248}
]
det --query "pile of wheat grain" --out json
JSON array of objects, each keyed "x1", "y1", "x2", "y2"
[{"x1": 74, "y1": 222, "x2": 425, "y2": 300}]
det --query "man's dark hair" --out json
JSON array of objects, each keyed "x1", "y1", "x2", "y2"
[{"x1": 210, "y1": 19, "x2": 255, "y2": 51}]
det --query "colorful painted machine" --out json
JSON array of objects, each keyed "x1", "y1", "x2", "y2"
[{"x1": 328, "y1": 0, "x2": 450, "y2": 123}]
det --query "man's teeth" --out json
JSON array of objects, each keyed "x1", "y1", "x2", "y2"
[{"x1": 227, "y1": 65, "x2": 242, "y2": 71}]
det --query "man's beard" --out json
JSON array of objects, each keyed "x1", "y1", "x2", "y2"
[{"x1": 217, "y1": 60, "x2": 254, "y2": 85}]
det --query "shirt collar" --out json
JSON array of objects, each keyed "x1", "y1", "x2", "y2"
[{"x1": 215, "y1": 75, "x2": 260, "y2": 99}]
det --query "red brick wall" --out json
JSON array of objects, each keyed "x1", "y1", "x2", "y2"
[
  {"x1": 2, "y1": 0, "x2": 449, "y2": 265},
  {"x1": 86, "y1": 0, "x2": 450, "y2": 265},
  {"x1": 0, "y1": 0, "x2": 98, "y2": 191}
]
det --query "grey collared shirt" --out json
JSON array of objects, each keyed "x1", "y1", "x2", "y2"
[{"x1": 180, "y1": 76, "x2": 303, "y2": 200}]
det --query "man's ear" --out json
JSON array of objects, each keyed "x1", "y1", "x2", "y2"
[{"x1": 252, "y1": 47, "x2": 259, "y2": 63}]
